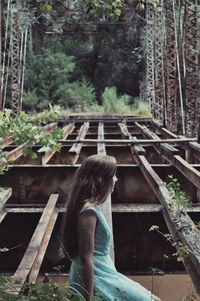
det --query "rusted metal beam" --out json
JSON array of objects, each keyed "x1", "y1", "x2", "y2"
[
  {"x1": 134, "y1": 153, "x2": 200, "y2": 295},
  {"x1": 8, "y1": 194, "x2": 59, "y2": 293}
]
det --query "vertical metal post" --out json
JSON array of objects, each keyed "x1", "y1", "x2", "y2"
[
  {"x1": 0, "y1": 1, "x2": 2, "y2": 110},
  {"x1": 10, "y1": 2, "x2": 21, "y2": 117},
  {"x1": 146, "y1": 2, "x2": 156, "y2": 117},
  {"x1": 164, "y1": 0, "x2": 179, "y2": 133},
  {"x1": 184, "y1": 0, "x2": 199, "y2": 137},
  {"x1": 154, "y1": 0, "x2": 165, "y2": 124}
]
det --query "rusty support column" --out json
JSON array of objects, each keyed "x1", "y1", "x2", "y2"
[
  {"x1": 154, "y1": 0, "x2": 165, "y2": 124},
  {"x1": 184, "y1": 0, "x2": 199, "y2": 137},
  {"x1": 146, "y1": 2, "x2": 155, "y2": 116},
  {"x1": 164, "y1": 0, "x2": 179, "y2": 133}
]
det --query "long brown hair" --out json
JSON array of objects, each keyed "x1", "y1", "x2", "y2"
[{"x1": 60, "y1": 154, "x2": 117, "y2": 259}]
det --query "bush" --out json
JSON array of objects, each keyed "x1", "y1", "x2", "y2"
[
  {"x1": 66, "y1": 79, "x2": 96, "y2": 112},
  {"x1": 102, "y1": 86, "x2": 132, "y2": 114}
]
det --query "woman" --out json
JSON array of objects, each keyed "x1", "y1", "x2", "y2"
[{"x1": 61, "y1": 154, "x2": 161, "y2": 301}]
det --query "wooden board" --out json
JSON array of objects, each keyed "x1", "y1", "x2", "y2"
[{"x1": 8, "y1": 194, "x2": 59, "y2": 293}]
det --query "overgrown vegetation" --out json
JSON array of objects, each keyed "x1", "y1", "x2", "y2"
[
  {"x1": 0, "y1": 108, "x2": 63, "y2": 166},
  {"x1": 165, "y1": 175, "x2": 191, "y2": 215}
]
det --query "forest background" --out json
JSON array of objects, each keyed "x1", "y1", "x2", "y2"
[{"x1": 19, "y1": 0, "x2": 154, "y2": 115}]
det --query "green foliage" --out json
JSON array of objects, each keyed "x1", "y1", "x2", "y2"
[
  {"x1": 165, "y1": 175, "x2": 191, "y2": 214},
  {"x1": 0, "y1": 109, "x2": 63, "y2": 161},
  {"x1": 137, "y1": 0, "x2": 158, "y2": 11},
  {"x1": 102, "y1": 86, "x2": 132, "y2": 114},
  {"x1": 0, "y1": 277, "x2": 103, "y2": 301},
  {"x1": 85, "y1": 0, "x2": 123, "y2": 20},
  {"x1": 149, "y1": 225, "x2": 190, "y2": 262},
  {"x1": 24, "y1": 50, "x2": 75, "y2": 110},
  {"x1": 132, "y1": 99, "x2": 151, "y2": 116},
  {"x1": 66, "y1": 79, "x2": 96, "y2": 112}
]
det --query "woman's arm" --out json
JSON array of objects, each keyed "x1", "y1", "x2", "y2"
[{"x1": 77, "y1": 210, "x2": 97, "y2": 301}]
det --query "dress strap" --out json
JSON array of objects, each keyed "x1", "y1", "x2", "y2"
[{"x1": 79, "y1": 205, "x2": 98, "y2": 215}]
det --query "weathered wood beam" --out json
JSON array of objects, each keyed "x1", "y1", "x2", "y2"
[
  {"x1": 134, "y1": 153, "x2": 200, "y2": 295},
  {"x1": 118, "y1": 122, "x2": 146, "y2": 155},
  {"x1": 68, "y1": 122, "x2": 89, "y2": 164},
  {"x1": 28, "y1": 210, "x2": 58, "y2": 283},
  {"x1": 97, "y1": 121, "x2": 114, "y2": 261},
  {"x1": 0, "y1": 136, "x2": 15, "y2": 148},
  {"x1": 135, "y1": 122, "x2": 200, "y2": 191},
  {"x1": 5, "y1": 204, "x2": 200, "y2": 214},
  {"x1": 0, "y1": 188, "x2": 12, "y2": 223},
  {"x1": 8, "y1": 194, "x2": 59, "y2": 294},
  {"x1": 97, "y1": 122, "x2": 106, "y2": 155},
  {"x1": 135, "y1": 122, "x2": 179, "y2": 158},
  {"x1": 113, "y1": 203, "x2": 163, "y2": 212},
  {"x1": 172, "y1": 155, "x2": 200, "y2": 190},
  {"x1": 0, "y1": 123, "x2": 58, "y2": 168},
  {"x1": 38, "y1": 122, "x2": 75, "y2": 165},
  {"x1": 60, "y1": 137, "x2": 196, "y2": 145}
]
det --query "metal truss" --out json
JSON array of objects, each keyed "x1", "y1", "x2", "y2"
[
  {"x1": 164, "y1": 0, "x2": 179, "y2": 133},
  {"x1": 154, "y1": 0, "x2": 165, "y2": 125},
  {"x1": 10, "y1": 3, "x2": 21, "y2": 117},
  {"x1": 146, "y1": 2, "x2": 156, "y2": 116},
  {"x1": 184, "y1": 0, "x2": 199, "y2": 137}
]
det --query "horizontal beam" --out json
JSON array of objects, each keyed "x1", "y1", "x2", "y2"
[
  {"x1": 60, "y1": 138, "x2": 196, "y2": 144},
  {"x1": 5, "y1": 204, "x2": 200, "y2": 214}
]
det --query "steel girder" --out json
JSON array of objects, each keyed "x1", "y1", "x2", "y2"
[
  {"x1": 10, "y1": 3, "x2": 21, "y2": 117},
  {"x1": 164, "y1": 0, "x2": 179, "y2": 133},
  {"x1": 146, "y1": 3, "x2": 156, "y2": 116},
  {"x1": 184, "y1": 0, "x2": 199, "y2": 137},
  {"x1": 154, "y1": 0, "x2": 165, "y2": 125}
]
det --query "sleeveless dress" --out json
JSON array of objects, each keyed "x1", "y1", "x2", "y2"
[{"x1": 69, "y1": 205, "x2": 152, "y2": 301}]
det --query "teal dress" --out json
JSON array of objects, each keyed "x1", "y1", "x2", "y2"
[{"x1": 69, "y1": 206, "x2": 152, "y2": 301}]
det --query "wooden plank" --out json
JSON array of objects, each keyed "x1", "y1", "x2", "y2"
[
  {"x1": 60, "y1": 138, "x2": 196, "y2": 145},
  {"x1": 97, "y1": 122, "x2": 114, "y2": 261},
  {"x1": 151, "y1": 120, "x2": 178, "y2": 138},
  {"x1": 118, "y1": 122, "x2": 145, "y2": 155},
  {"x1": 68, "y1": 122, "x2": 89, "y2": 164},
  {"x1": 135, "y1": 122, "x2": 179, "y2": 156},
  {"x1": 173, "y1": 155, "x2": 200, "y2": 190},
  {"x1": 0, "y1": 188, "x2": 12, "y2": 211},
  {"x1": 5, "y1": 204, "x2": 200, "y2": 214},
  {"x1": 9, "y1": 194, "x2": 59, "y2": 293},
  {"x1": 97, "y1": 122, "x2": 106, "y2": 155},
  {"x1": 134, "y1": 153, "x2": 200, "y2": 295},
  {"x1": 112, "y1": 203, "x2": 163, "y2": 212},
  {"x1": 0, "y1": 136, "x2": 14, "y2": 148},
  {"x1": 0, "y1": 188, "x2": 12, "y2": 224},
  {"x1": 69, "y1": 122, "x2": 89, "y2": 154},
  {"x1": 28, "y1": 210, "x2": 58, "y2": 283},
  {"x1": 38, "y1": 123, "x2": 75, "y2": 165},
  {"x1": 0, "y1": 123, "x2": 58, "y2": 168}
]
